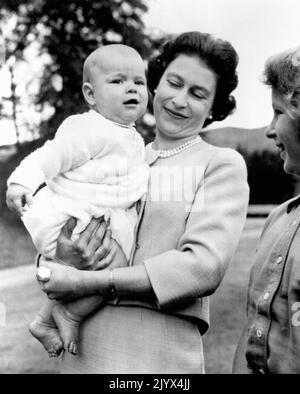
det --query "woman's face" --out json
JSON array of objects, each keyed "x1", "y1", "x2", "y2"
[
  {"x1": 153, "y1": 54, "x2": 217, "y2": 141},
  {"x1": 265, "y1": 89, "x2": 300, "y2": 176}
]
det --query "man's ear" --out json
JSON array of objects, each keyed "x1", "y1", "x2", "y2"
[{"x1": 82, "y1": 82, "x2": 95, "y2": 106}]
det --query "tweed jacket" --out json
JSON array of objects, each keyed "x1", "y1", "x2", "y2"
[{"x1": 115, "y1": 137, "x2": 249, "y2": 334}]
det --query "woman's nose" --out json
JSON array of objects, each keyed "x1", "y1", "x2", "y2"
[{"x1": 172, "y1": 90, "x2": 187, "y2": 108}]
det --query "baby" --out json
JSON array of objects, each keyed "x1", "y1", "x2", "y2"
[{"x1": 6, "y1": 44, "x2": 149, "y2": 356}]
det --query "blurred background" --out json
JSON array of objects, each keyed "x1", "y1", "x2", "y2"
[{"x1": 0, "y1": 0, "x2": 300, "y2": 374}]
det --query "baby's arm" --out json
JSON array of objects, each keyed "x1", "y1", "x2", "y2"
[
  {"x1": 6, "y1": 183, "x2": 34, "y2": 216},
  {"x1": 7, "y1": 114, "x2": 108, "y2": 197}
]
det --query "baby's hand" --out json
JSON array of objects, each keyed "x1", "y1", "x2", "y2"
[{"x1": 6, "y1": 183, "x2": 34, "y2": 217}]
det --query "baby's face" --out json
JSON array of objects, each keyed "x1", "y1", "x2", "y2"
[{"x1": 90, "y1": 52, "x2": 148, "y2": 125}]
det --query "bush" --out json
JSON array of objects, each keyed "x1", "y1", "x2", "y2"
[{"x1": 239, "y1": 148, "x2": 295, "y2": 204}]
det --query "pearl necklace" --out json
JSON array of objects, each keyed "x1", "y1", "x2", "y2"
[{"x1": 153, "y1": 136, "x2": 202, "y2": 158}]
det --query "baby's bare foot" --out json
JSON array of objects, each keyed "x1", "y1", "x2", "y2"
[
  {"x1": 52, "y1": 304, "x2": 81, "y2": 355},
  {"x1": 29, "y1": 317, "x2": 64, "y2": 357}
]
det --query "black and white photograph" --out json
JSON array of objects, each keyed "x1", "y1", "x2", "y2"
[{"x1": 1, "y1": 0, "x2": 300, "y2": 376}]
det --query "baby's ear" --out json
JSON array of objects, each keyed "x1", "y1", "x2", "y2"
[{"x1": 82, "y1": 82, "x2": 95, "y2": 106}]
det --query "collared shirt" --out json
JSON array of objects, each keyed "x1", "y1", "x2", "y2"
[{"x1": 246, "y1": 195, "x2": 300, "y2": 374}]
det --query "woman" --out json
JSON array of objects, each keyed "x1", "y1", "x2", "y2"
[
  {"x1": 233, "y1": 46, "x2": 300, "y2": 374},
  {"x1": 38, "y1": 31, "x2": 249, "y2": 373}
]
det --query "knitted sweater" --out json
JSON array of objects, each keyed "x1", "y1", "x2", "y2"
[{"x1": 8, "y1": 110, "x2": 149, "y2": 209}]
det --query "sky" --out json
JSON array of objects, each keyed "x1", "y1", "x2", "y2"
[{"x1": 1, "y1": 0, "x2": 300, "y2": 145}]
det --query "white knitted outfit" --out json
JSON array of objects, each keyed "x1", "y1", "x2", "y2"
[{"x1": 8, "y1": 110, "x2": 149, "y2": 259}]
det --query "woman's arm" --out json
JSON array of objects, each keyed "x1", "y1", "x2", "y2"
[
  {"x1": 45, "y1": 264, "x2": 153, "y2": 298},
  {"x1": 39, "y1": 250, "x2": 154, "y2": 301},
  {"x1": 143, "y1": 150, "x2": 249, "y2": 309},
  {"x1": 38, "y1": 216, "x2": 155, "y2": 301}
]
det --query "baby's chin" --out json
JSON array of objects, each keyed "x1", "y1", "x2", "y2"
[
  {"x1": 101, "y1": 106, "x2": 146, "y2": 126},
  {"x1": 113, "y1": 117, "x2": 137, "y2": 126},
  {"x1": 115, "y1": 112, "x2": 145, "y2": 126}
]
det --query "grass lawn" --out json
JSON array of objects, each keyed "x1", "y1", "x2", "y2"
[
  {"x1": 0, "y1": 218, "x2": 264, "y2": 374},
  {"x1": 0, "y1": 214, "x2": 36, "y2": 269},
  {"x1": 203, "y1": 234, "x2": 258, "y2": 373},
  {"x1": 0, "y1": 275, "x2": 60, "y2": 374}
]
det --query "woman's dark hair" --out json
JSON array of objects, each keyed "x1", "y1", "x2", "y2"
[{"x1": 147, "y1": 31, "x2": 239, "y2": 128}]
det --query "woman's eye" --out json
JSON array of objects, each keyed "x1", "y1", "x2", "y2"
[
  {"x1": 192, "y1": 91, "x2": 205, "y2": 100},
  {"x1": 167, "y1": 79, "x2": 180, "y2": 88}
]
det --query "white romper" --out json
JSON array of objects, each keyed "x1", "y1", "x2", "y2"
[{"x1": 8, "y1": 110, "x2": 149, "y2": 258}]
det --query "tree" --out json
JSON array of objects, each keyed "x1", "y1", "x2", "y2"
[
  {"x1": 0, "y1": 0, "x2": 166, "y2": 140},
  {"x1": 1, "y1": 15, "x2": 48, "y2": 145}
]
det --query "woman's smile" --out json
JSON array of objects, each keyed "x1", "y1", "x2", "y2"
[{"x1": 163, "y1": 106, "x2": 189, "y2": 120}]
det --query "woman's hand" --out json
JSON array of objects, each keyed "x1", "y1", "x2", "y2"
[
  {"x1": 37, "y1": 260, "x2": 86, "y2": 301},
  {"x1": 55, "y1": 216, "x2": 117, "y2": 270},
  {"x1": 38, "y1": 243, "x2": 128, "y2": 301}
]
